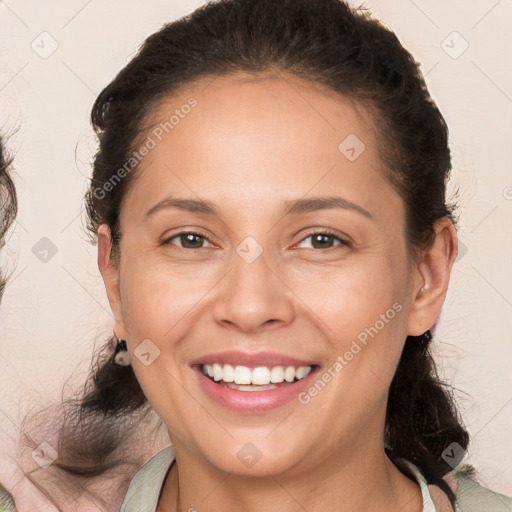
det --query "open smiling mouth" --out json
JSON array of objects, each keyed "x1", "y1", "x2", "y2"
[{"x1": 198, "y1": 363, "x2": 320, "y2": 392}]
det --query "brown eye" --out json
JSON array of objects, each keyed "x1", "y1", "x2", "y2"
[
  {"x1": 296, "y1": 230, "x2": 350, "y2": 250},
  {"x1": 163, "y1": 231, "x2": 211, "y2": 249}
]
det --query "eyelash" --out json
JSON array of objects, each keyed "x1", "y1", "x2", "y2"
[{"x1": 161, "y1": 229, "x2": 351, "y2": 251}]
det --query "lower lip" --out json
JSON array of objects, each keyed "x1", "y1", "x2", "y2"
[{"x1": 192, "y1": 365, "x2": 320, "y2": 413}]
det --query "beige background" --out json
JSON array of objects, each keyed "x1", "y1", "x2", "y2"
[{"x1": 0, "y1": 0, "x2": 511, "y2": 498}]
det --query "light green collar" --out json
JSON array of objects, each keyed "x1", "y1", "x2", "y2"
[{"x1": 120, "y1": 446, "x2": 443, "y2": 512}]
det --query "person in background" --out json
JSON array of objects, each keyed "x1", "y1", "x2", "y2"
[{"x1": 0, "y1": 134, "x2": 18, "y2": 511}]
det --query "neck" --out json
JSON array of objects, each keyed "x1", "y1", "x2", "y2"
[{"x1": 157, "y1": 435, "x2": 423, "y2": 512}]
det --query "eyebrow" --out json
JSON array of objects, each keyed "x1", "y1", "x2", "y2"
[{"x1": 145, "y1": 196, "x2": 372, "y2": 219}]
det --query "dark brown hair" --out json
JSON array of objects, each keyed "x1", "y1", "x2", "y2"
[
  {"x1": 0, "y1": 134, "x2": 18, "y2": 302},
  {"x1": 0, "y1": 135, "x2": 18, "y2": 511},
  {"x1": 21, "y1": 0, "x2": 470, "y2": 508}
]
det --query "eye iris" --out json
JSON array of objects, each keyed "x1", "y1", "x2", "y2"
[
  {"x1": 182, "y1": 233, "x2": 204, "y2": 248},
  {"x1": 311, "y1": 233, "x2": 334, "y2": 249}
]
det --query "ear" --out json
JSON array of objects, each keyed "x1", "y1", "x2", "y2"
[
  {"x1": 98, "y1": 224, "x2": 127, "y2": 339},
  {"x1": 405, "y1": 217, "x2": 458, "y2": 336}
]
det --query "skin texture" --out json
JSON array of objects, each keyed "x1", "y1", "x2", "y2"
[{"x1": 98, "y1": 72, "x2": 458, "y2": 511}]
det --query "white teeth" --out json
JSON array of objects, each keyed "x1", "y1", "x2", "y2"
[
  {"x1": 225, "y1": 383, "x2": 278, "y2": 391},
  {"x1": 222, "y1": 364, "x2": 235, "y2": 382},
  {"x1": 213, "y1": 363, "x2": 223, "y2": 381},
  {"x1": 252, "y1": 367, "x2": 270, "y2": 385},
  {"x1": 233, "y1": 365, "x2": 252, "y2": 384},
  {"x1": 201, "y1": 363, "x2": 313, "y2": 386},
  {"x1": 284, "y1": 366, "x2": 295, "y2": 382},
  {"x1": 270, "y1": 366, "x2": 284, "y2": 383},
  {"x1": 296, "y1": 366, "x2": 311, "y2": 379}
]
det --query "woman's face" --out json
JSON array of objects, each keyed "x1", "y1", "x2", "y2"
[{"x1": 99, "y1": 72, "x2": 444, "y2": 476}]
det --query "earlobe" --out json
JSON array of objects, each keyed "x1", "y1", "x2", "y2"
[
  {"x1": 97, "y1": 224, "x2": 127, "y2": 339},
  {"x1": 405, "y1": 217, "x2": 458, "y2": 336}
]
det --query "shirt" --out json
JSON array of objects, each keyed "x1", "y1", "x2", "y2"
[{"x1": 119, "y1": 445, "x2": 512, "y2": 511}]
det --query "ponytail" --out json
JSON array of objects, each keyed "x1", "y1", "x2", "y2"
[{"x1": 386, "y1": 330, "x2": 470, "y2": 504}]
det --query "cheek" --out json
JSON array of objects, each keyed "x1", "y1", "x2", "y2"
[
  {"x1": 289, "y1": 257, "x2": 401, "y2": 336},
  {"x1": 290, "y1": 256, "x2": 408, "y2": 389},
  {"x1": 117, "y1": 257, "x2": 205, "y2": 417},
  {"x1": 119, "y1": 254, "x2": 208, "y2": 342}
]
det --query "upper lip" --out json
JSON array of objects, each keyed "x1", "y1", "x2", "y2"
[{"x1": 190, "y1": 350, "x2": 317, "y2": 368}]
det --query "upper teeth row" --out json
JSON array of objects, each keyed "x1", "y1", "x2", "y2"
[{"x1": 202, "y1": 364, "x2": 312, "y2": 385}]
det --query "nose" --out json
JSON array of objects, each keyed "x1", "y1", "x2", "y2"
[{"x1": 211, "y1": 246, "x2": 295, "y2": 334}]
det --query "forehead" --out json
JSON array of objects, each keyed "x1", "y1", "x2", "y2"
[
  {"x1": 147, "y1": 71, "x2": 378, "y2": 153},
  {"x1": 122, "y1": 71, "x2": 402, "y2": 223}
]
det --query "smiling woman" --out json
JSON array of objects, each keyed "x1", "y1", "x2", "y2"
[{"x1": 14, "y1": 0, "x2": 512, "y2": 511}]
